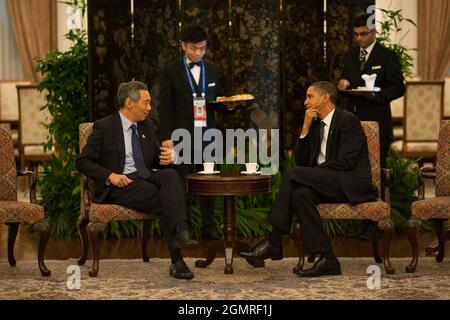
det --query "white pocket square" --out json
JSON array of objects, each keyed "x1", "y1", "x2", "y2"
[{"x1": 208, "y1": 83, "x2": 216, "y2": 87}]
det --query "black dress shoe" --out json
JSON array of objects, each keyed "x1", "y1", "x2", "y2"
[
  {"x1": 201, "y1": 226, "x2": 223, "y2": 240},
  {"x1": 237, "y1": 240, "x2": 283, "y2": 261},
  {"x1": 172, "y1": 230, "x2": 199, "y2": 249},
  {"x1": 169, "y1": 260, "x2": 194, "y2": 280},
  {"x1": 296, "y1": 257, "x2": 341, "y2": 277}
]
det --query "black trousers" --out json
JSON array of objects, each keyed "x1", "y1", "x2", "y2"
[
  {"x1": 267, "y1": 167, "x2": 348, "y2": 254},
  {"x1": 176, "y1": 163, "x2": 214, "y2": 229},
  {"x1": 104, "y1": 169, "x2": 187, "y2": 244}
]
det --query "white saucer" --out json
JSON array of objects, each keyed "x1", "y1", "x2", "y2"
[
  {"x1": 198, "y1": 171, "x2": 220, "y2": 174},
  {"x1": 354, "y1": 86, "x2": 381, "y2": 92},
  {"x1": 240, "y1": 171, "x2": 261, "y2": 175}
]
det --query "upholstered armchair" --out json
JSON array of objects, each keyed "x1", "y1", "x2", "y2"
[
  {"x1": 76, "y1": 123, "x2": 161, "y2": 277},
  {"x1": 406, "y1": 120, "x2": 450, "y2": 273},
  {"x1": 0, "y1": 124, "x2": 50, "y2": 276},
  {"x1": 294, "y1": 121, "x2": 395, "y2": 274},
  {"x1": 391, "y1": 81, "x2": 444, "y2": 160},
  {"x1": 16, "y1": 85, "x2": 53, "y2": 171}
]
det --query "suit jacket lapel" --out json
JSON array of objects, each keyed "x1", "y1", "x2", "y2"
[
  {"x1": 309, "y1": 120, "x2": 321, "y2": 166},
  {"x1": 177, "y1": 59, "x2": 199, "y2": 95},
  {"x1": 112, "y1": 112, "x2": 126, "y2": 171}
]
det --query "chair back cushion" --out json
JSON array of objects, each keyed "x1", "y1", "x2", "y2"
[
  {"x1": 79, "y1": 123, "x2": 93, "y2": 152},
  {"x1": 436, "y1": 120, "x2": 450, "y2": 196},
  {"x1": 0, "y1": 81, "x2": 31, "y2": 121},
  {"x1": 361, "y1": 121, "x2": 381, "y2": 195},
  {"x1": 17, "y1": 85, "x2": 51, "y2": 145},
  {"x1": 405, "y1": 81, "x2": 444, "y2": 141},
  {"x1": 0, "y1": 124, "x2": 17, "y2": 201}
]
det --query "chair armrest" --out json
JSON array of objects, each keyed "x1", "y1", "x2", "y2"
[
  {"x1": 17, "y1": 170, "x2": 38, "y2": 204},
  {"x1": 418, "y1": 166, "x2": 436, "y2": 200},
  {"x1": 71, "y1": 170, "x2": 80, "y2": 177},
  {"x1": 381, "y1": 168, "x2": 392, "y2": 203}
]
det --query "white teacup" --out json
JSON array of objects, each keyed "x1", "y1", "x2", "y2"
[
  {"x1": 203, "y1": 162, "x2": 215, "y2": 173},
  {"x1": 245, "y1": 163, "x2": 259, "y2": 173}
]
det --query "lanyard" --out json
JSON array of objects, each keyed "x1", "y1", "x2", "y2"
[{"x1": 183, "y1": 56, "x2": 206, "y2": 98}]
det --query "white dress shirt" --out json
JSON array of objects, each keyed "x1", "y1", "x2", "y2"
[
  {"x1": 119, "y1": 111, "x2": 138, "y2": 174},
  {"x1": 317, "y1": 109, "x2": 335, "y2": 165},
  {"x1": 186, "y1": 56, "x2": 201, "y2": 85},
  {"x1": 361, "y1": 40, "x2": 376, "y2": 63}
]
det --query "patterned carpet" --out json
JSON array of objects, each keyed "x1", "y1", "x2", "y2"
[{"x1": 1, "y1": 257, "x2": 450, "y2": 300}]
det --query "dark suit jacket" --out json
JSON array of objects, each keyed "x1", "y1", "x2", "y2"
[
  {"x1": 294, "y1": 107, "x2": 378, "y2": 203},
  {"x1": 75, "y1": 112, "x2": 161, "y2": 203},
  {"x1": 159, "y1": 59, "x2": 222, "y2": 142},
  {"x1": 342, "y1": 42, "x2": 405, "y2": 141}
]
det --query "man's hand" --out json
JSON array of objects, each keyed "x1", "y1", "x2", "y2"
[
  {"x1": 301, "y1": 107, "x2": 320, "y2": 136},
  {"x1": 161, "y1": 140, "x2": 174, "y2": 149},
  {"x1": 108, "y1": 173, "x2": 133, "y2": 188},
  {"x1": 159, "y1": 146, "x2": 174, "y2": 165},
  {"x1": 337, "y1": 79, "x2": 350, "y2": 91}
]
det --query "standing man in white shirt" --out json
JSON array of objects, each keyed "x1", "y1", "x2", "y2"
[{"x1": 159, "y1": 26, "x2": 224, "y2": 240}]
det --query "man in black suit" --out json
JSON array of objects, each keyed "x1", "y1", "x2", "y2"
[
  {"x1": 239, "y1": 81, "x2": 378, "y2": 277},
  {"x1": 159, "y1": 26, "x2": 223, "y2": 240},
  {"x1": 76, "y1": 81, "x2": 198, "y2": 280},
  {"x1": 338, "y1": 13, "x2": 405, "y2": 168}
]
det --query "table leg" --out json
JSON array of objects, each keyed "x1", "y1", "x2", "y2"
[{"x1": 195, "y1": 195, "x2": 264, "y2": 273}]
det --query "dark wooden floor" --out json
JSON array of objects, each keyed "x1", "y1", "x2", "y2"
[{"x1": 0, "y1": 224, "x2": 447, "y2": 260}]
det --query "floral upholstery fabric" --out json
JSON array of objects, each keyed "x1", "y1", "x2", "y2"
[
  {"x1": 89, "y1": 203, "x2": 158, "y2": 223},
  {"x1": 79, "y1": 123, "x2": 159, "y2": 223},
  {"x1": 318, "y1": 201, "x2": 390, "y2": 221},
  {"x1": 0, "y1": 201, "x2": 45, "y2": 224},
  {"x1": 0, "y1": 124, "x2": 17, "y2": 201},
  {"x1": 405, "y1": 82, "x2": 443, "y2": 141},
  {"x1": 361, "y1": 122, "x2": 381, "y2": 194},
  {"x1": 436, "y1": 120, "x2": 450, "y2": 197},
  {"x1": 411, "y1": 197, "x2": 450, "y2": 220},
  {"x1": 315, "y1": 122, "x2": 389, "y2": 220},
  {"x1": 0, "y1": 81, "x2": 31, "y2": 121},
  {"x1": 18, "y1": 87, "x2": 51, "y2": 145}
]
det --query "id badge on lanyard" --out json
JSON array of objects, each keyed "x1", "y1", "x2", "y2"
[
  {"x1": 184, "y1": 57, "x2": 207, "y2": 127},
  {"x1": 193, "y1": 96, "x2": 207, "y2": 127}
]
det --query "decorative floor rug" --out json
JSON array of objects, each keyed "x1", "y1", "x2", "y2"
[{"x1": 1, "y1": 257, "x2": 449, "y2": 300}]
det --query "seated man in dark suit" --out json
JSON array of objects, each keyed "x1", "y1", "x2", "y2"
[
  {"x1": 76, "y1": 81, "x2": 198, "y2": 280},
  {"x1": 239, "y1": 81, "x2": 378, "y2": 277}
]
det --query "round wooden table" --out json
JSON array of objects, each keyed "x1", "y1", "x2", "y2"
[{"x1": 187, "y1": 172, "x2": 271, "y2": 274}]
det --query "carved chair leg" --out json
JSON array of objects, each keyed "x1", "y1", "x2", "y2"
[
  {"x1": 433, "y1": 219, "x2": 446, "y2": 263},
  {"x1": 307, "y1": 254, "x2": 317, "y2": 263},
  {"x1": 77, "y1": 216, "x2": 90, "y2": 266},
  {"x1": 87, "y1": 221, "x2": 106, "y2": 277},
  {"x1": 293, "y1": 223, "x2": 305, "y2": 274},
  {"x1": 6, "y1": 223, "x2": 19, "y2": 267},
  {"x1": 34, "y1": 221, "x2": 51, "y2": 276},
  {"x1": 141, "y1": 220, "x2": 150, "y2": 262},
  {"x1": 405, "y1": 218, "x2": 421, "y2": 273},
  {"x1": 378, "y1": 219, "x2": 395, "y2": 274},
  {"x1": 372, "y1": 223, "x2": 382, "y2": 263}
]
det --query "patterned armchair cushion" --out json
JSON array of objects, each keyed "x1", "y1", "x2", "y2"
[
  {"x1": 411, "y1": 197, "x2": 450, "y2": 220},
  {"x1": 18, "y1": 87, "x2": 51, "y2": 145},
  {"x1": 0, "y1": 201, "x2": 45, "y2": 224},
  {"x1": 436, "y1": 120, "x2": 450, "y2": 196},
  {"x1": 0, "y1": 124, "x2": 17, "y2": 201},
  {"x1": 0, "y1": 81, "x2": 31, "y2": 121},
  {"x1": 405, "y1": 83, "x2": 443, "y2": 141},
  {"x1": 361, "y1": 121, "x2": 381, "y2": 193},
  {"x1": 89, "y1": 203, "x2": 159, "y2": 223},
  {"x1": 79, "y1": 123, "x2": 93, "y2": 151},
  {"x1": 317, "y1": 201, "x2": 390, "y2": 221}
]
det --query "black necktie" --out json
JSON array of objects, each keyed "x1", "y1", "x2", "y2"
[
  {"x1": 316, "y1": 121, "x2": 326, "y2": 165},
  {"x1": 130, "y1": 124, "x2": 151, "y2": 179},
  {"x1": 360, "y1": 49, "x2": 368, "y2": 71},
  {"x1": 188, "y1": 61, "x2": 201, "y2": 69}
]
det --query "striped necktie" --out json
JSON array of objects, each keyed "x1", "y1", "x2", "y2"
[{"x1": 360, "y1": 49, "x2": 368, "y2": 71}]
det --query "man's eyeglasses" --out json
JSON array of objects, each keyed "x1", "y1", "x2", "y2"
[{"x1": 353, "y1": 31, "x2": 372, "y2": 37}]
